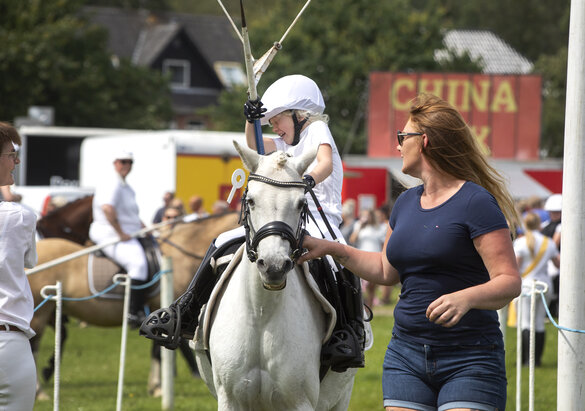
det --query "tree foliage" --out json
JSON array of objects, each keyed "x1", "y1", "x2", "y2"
[
  {"x1": 0, "y1": 0, "x2": 172, "y2": 128},
  {"x1": 197, "y1": 0, "x2": 570, "y2": 158},
  {"x1": 200, "y1": 0, "x2": 481, "y2": 154}
]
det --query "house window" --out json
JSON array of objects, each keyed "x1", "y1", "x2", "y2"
[
  {"x1": 163, "y1": 59, "x2": 190, "y2": 88},
  {"x1": 214, "y1": 62, "x2": 246, "y2": 88}
]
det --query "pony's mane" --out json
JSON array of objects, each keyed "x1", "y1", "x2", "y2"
[
  {"x1": 275, "y1": 152, "x2": 289, "y2": 169},
  {"x1": 257, "y1": 151, "x2": 301, "y2": 181}
]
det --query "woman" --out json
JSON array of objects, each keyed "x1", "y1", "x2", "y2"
[
  {"x1": 0, "y1": 122, "x2": 37, "y2": 410},
  {"x1": 514, "y1": 211, "x2": 559, "y2": 366},
  {"x1": 298, "y1": 94, "x2": 521, "y2": 411}
]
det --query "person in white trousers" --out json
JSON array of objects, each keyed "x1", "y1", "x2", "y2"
[
  {"x1": 0, "y1": 122, "x2": 38, "y2": 410},
  {"x1": 89, "y1": 150, "x2": 148, "y2": 327}
]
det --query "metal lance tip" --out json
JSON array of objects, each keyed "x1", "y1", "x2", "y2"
[{"x1": 240, "y1": 0, "x2": 247, "y2": 28}]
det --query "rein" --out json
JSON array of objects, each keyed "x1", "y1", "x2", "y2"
[
  {"x1": 239, "y1": 173, "x2": 308, "y2": 262},
  {"x1": 160, "y1": 236, "x2": 205, "y2": 260}
]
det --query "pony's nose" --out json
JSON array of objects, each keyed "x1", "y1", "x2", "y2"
[
  {"x1": 257, "y1": 257, "x2": 294, "y2": 277},
  {"x1": 282, "y1": 258, "x2": 294, "y2": 273}
]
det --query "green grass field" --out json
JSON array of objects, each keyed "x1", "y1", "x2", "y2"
[{"x1": 34, "y1": 305, "x2": 558, "y2": 410}]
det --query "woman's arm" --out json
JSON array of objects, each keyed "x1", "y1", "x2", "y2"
[
  {"x1": 426, "y1": 228, "x2": 521, "y2": 327},
  {"x1": 245, "y1": 122, "x2": 276, "y2": 153},
  {"x1": 297, "y1": 226, "x2": 400, "y2": 286}
]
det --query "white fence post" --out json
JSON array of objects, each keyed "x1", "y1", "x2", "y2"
[
  {"x1": 161, "y1": 257, "x2": 175, "y2": 410},
  {"x1": 114, "y1": 274, "x2": 131, "y2": 411},
  {"x1": 516, "y1": 295, "x2": 522, "y2": 411},
  {"x1": 40, "y1": 281, "x2": 63, "y2": 411}
]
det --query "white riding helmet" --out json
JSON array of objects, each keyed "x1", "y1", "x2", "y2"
[
  {"x1": 544, "y1": 194, "x2": 562, "y2": 212},
  {"x1": 260, "y1": 74, "x2": 326, "y2": 126}
]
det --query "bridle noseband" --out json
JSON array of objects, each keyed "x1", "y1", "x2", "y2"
[{"x1": 239, "y1": 173, "x2": 308, "y2": 263}]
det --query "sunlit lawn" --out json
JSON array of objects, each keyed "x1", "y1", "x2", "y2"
[{"x1": 35, "y1": 294, "x2": 559, "y2": 410}]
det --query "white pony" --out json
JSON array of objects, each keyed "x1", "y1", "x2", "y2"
[{"x1": 194, "y1": 141, "x2": 356, "y2": 410}]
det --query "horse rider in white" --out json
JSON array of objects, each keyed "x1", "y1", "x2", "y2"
[
  {"x1": 141, "y1": 75, "x2": 367, "y2": 371},
  {"x1": 89, "y1": 150, "x2": 149, "y2": 327}
]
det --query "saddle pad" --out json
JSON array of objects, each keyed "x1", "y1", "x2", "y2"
[
  {"x1": 87, "y1": 253, "x2": 126, "y2": 299},
  {"x1": 87, "y1": 253, "x2": 159, "y2": 300},
  {"x1": 192, "y1": 245, "x2": 337, "y2": 396}
]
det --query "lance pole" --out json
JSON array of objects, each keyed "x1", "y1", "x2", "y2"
[{"x1": 240, "y1": 0, "x2": 264, "y2": 155}]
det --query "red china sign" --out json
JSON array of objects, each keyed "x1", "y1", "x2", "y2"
[{"x1": 368, "y1": 72, "x2": 542, "y2": 160}]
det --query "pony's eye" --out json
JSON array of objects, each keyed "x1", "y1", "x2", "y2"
[{"x1": 247, "y1": 198, "x2": 255, "y2": 208}]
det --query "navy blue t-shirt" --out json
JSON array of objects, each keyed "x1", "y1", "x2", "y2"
[{"x1": 387, "y1": 181, "x2": 509, "y2": 345}]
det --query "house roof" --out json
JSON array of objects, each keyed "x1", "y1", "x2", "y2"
[
  {"x1": 435, "y1": 30, "x2": 533, "y2": 74},
  {"x1": 132, "y1": 22, "x2": 182, "y2": 65},
  {"x1": 82, "y1": 6, "x2": 242, "y2": 68}
]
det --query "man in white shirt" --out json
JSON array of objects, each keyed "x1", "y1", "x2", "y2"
[
  {"x1": 0, "y1": 122, "x2": 37, "y2": 410},
  {"x1": 89, "y1": 150, "x2": 148, "y2": 327}
]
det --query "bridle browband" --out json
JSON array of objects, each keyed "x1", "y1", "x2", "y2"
[{"x1": 239, "y1": 173, "x2": 308, "y2": 263}]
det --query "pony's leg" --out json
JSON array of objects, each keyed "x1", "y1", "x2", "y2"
[
  {"x1": 42, "y1": 314, "x2": 69, "y2": 382},
  {"x1": 178, "y1": 339, "x2": 199, "y2": 377},
  {"x1": 148, "y1": 342, "x2": 162, "y2": 397},
  {"x1": 316, "y1": 369, "x2": 356, "y2": 411}
]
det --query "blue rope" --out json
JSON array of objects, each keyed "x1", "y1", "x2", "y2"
[
  {"x1": 34, "y1": 296, "x2": 53, "y2": 312},
  {"x1": 33, "y1": 269, "x2": 170, "y2": 309},
  {"x1": 540, "y1": 292, "x2": 585, "y2": 334}
]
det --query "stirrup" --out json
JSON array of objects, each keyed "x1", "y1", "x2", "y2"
[
  {"x1": 139, "y1": 305, "x2": 182, "y2": 350},
  {"x1": 321, "y1": 325, "x2": 365, "y2": 372}
]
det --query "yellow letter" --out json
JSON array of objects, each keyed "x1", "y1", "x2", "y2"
[
  {"x1": 471, "y1": 125, "x2": 491, "y2": 155},
  {"x1": 470, "y1": 81, "x2": 490, "y2": 112},
  {"x1": 491, "y1": 81, "x2": 518, "y2": 113},
  {"x1": 446, "y1": 79, "x2": 471, "y2": 112},
  {"x1": 391, "y1": 78, "x2": 416, "y2": 110}
]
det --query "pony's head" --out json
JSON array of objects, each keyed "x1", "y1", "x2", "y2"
[{"x1": 234, "y1": 141, "x2": 317, "y2": 290}]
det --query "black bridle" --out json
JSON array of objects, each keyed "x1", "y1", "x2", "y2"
[{"x1": 239, "y1": 173, "x2": 308, "y2": 263}]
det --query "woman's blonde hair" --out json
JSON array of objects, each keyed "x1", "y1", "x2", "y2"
[
  {"x1": 522, "y1": 212, "x2": 542, "y2": 257},
  {"x1": 408, "y1": 93, "x2": 520, "y2": 235}
]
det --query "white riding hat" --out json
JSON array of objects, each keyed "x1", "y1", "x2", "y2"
[
  {"x1": 114, "y1": 150, "x2": 134, "y2": 161},
  {"x1": 260, "y1": 74, "x2": 325, "y2": 125},
  {"x1": 544, "y1": 193, "x2": 562, "y2": 212}
]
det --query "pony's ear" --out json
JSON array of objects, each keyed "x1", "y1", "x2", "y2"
[
  {"x1": 294, "y1": 144, "x2": 318, "y2": 176},
  {"x1": 233, "y1": 140, "x2": 260, "y2": 172}
]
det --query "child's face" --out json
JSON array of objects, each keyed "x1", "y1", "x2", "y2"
[{"x1": 269, "y1": 111, "x2": 296, "y2": 145}]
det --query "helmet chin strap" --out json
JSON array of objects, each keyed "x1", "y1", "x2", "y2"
[{"x1": 291, "y1": 111, "x2": 308, "y2": 146}]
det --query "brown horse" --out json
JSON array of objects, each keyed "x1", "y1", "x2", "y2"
[
  {"x1": 36, "y1": 195, "x2": 93, "y2": 245},
  {"x1": 28, "y1": 212, "x2": 241, "y2": 398}
]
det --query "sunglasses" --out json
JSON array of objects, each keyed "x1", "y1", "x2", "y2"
[
  {"x1": 0, "y1": 151, "x2": 19, "y2": 160},
  {"x1": 119, "y1": 159, "x2": 133, "y2": 165},
  {"x1": 397, "y1": 130, "x2": 423, "y2": 146}
]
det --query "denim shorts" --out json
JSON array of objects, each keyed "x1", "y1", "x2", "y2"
[{"x1": 382, "y1": 334, "x2": 506, "y2": 411}]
